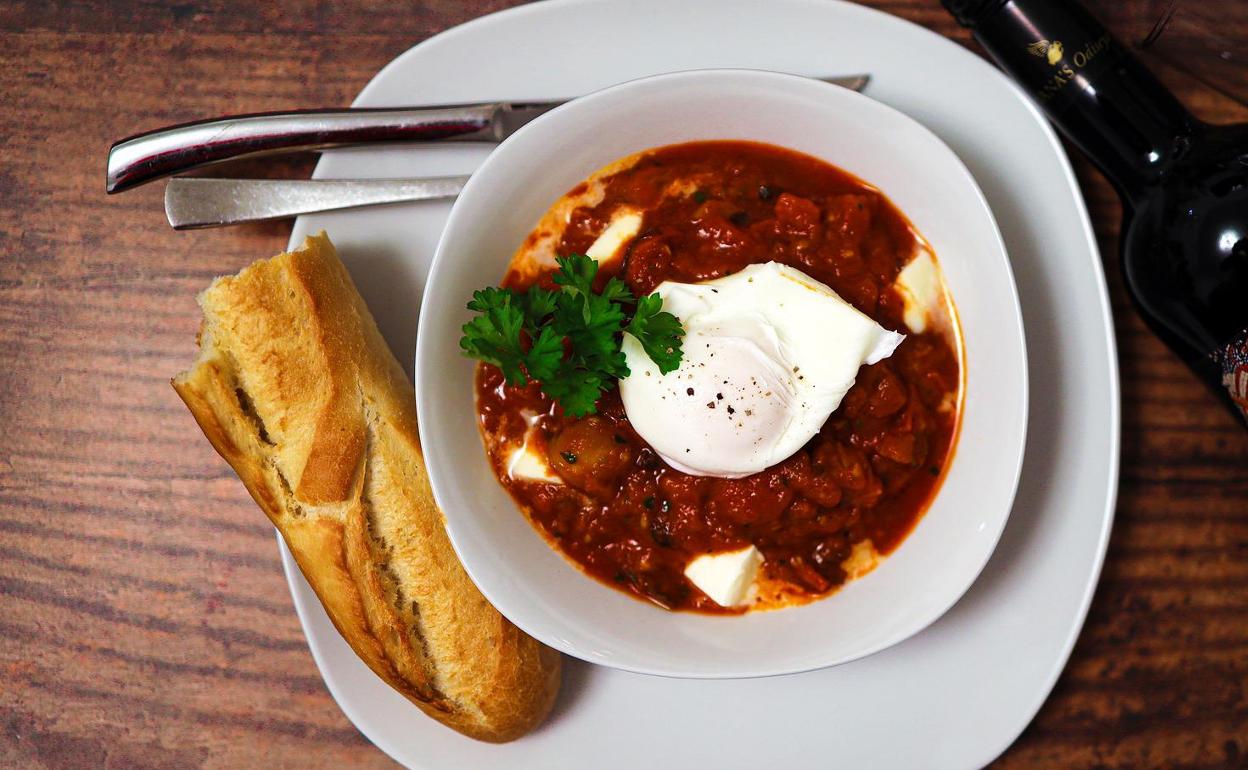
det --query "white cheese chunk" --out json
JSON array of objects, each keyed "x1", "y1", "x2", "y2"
[
  {"x1": 585, "y1": 209, "x2": 642, "y2": 263},
  {"x1": 842, "y1": 539, "x2": 878, "y2": 580},
  {"x1": 505, "y1": 430, "x2": 562, "y2": 484},
  {"x1": 895, "y1": 250, "x2": 942, "y2": 334},
  {"x1": 684, "y1": 545, "x2": 764, "y2": 607}
]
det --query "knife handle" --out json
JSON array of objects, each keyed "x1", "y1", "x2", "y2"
[{"x1": 105, "y1": 104, "x2": 501, "y2": 194}]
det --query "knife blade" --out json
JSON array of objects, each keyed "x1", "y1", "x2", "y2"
[
  {"x1": 106, "y1": 74, "x2": 869, "y2": 193},
  {"x1": 164, "y1": 176, "x2": 471, "y2": 230}
]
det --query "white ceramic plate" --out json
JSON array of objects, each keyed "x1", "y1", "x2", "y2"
[
  {"x1": 281, "y1": 0, "x2": 1120, "y2": 767},
  {"x1": 415, "y1": 68, "x2": 1027, "y2": 678}
]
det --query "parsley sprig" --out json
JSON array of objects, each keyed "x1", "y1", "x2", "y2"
[{"x1": 460, "y1": 254, "x2": 684, "y2": 416}]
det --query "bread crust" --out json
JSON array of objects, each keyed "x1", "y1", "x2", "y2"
[{"x1": 173, "y1": 233, "x2": 560, "y2": 742}]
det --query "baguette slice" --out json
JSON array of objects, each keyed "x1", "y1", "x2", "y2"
[{"x1": 173, "y1": 232, "x2": 560, "y2": 742}]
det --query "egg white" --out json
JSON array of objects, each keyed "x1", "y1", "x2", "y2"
[{"x1": 620, "y1": 262, "x2": 904, "y2": 478}]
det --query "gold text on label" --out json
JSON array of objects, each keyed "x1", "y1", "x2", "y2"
[{"x1": 1027, "y1": 34, "x2": 1112, "y2": 102}]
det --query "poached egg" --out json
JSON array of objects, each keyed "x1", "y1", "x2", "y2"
[{"x1": 619, "y1": 262, "x2": 904, "y2": 478}]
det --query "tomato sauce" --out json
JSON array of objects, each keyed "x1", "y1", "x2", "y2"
[{"x1": 476, "y1": 141, "x2": 962, "y2": 613}]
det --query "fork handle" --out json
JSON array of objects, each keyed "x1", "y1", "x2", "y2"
[{"x1": 107, "y1": 105, "x2": 499, "y2": 194}]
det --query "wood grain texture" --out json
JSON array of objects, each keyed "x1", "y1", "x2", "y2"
[{"x1": 0, "y1": 1, "x2": 1244, "y2": 768}]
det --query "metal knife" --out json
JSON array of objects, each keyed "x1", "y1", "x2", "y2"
[
  {"x1": 164, "y1": 176, "x2": 472, "y2": 230},
  {"x1": 108, "y1": 74, "x2": 870, "y2": 194}
]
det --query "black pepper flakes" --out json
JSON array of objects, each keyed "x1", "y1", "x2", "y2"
[{"x1": 686, "y1": 387, "x2": 695, "y2": 396}]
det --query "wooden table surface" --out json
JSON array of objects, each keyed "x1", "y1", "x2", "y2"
[{"x1": 2, "y1": 1, "x2": 1245, "y2": 767}]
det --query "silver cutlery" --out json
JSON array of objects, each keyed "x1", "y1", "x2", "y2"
[
  {"x1": 111, "y1": 73, "x2": 871, "y2": 228},
  {"x1": 107, "y1": 74, "x2": 869, "y2": 194},
  {"x1": 164, "y1": 176, "x2": 471, "y2": 229},
  {"x1": 107, "y1": 104, "x2": 554, "y2": 194}
]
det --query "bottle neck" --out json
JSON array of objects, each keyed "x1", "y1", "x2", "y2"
[{"x1": 965, "y1": 0, "x2": 1200, "y2": 197}]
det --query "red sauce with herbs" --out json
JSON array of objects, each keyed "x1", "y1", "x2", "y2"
[{"x1": 476, "y1": 141, "x2": 962, "y2": 613}]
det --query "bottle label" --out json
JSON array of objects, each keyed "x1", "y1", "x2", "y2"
[
  {"x1": 1023, "y1": 34, "x2": 1115, "y2": 108},
  {"x1": 979, "y1": 2, "x2": 1123, "y2": 111},
  {"x1": 1216, "y1": 329, "x2": 1248, "y2": 424}
]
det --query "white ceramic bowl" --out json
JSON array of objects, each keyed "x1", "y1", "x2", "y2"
[{"x1": 416, "y1": 69, "x2": 1027, "y2": 679}]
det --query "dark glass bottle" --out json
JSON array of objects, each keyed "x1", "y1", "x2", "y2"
[{"x1": 943, "y1": 0, "x2": 1248, "y2": 427}]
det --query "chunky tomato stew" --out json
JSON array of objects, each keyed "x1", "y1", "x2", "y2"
[{"x1": 476, "y1": 141, "x2": 962, "y2": 613}]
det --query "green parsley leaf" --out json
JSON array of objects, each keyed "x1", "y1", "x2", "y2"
[
  {"x1": 460, "y1": 288, "x2": 527, "y2": 385},
  {"x1": 466, "y1": 285, "x2": 514, "y2": 315},
  {"x1": 599, "y1": 276, "x2": 634, "y2": 305},
  {"x1": 626, "y1": 293, "x2": 684, "y2": 374},
  {"x1": 517, "y1": 285, "x2": 557, "y2": 328},
  {"x1": 459, "y1": 252, "x2": 686, "y2": 415},
  {"x1": 554, "y1": 291, "x2": 625, "y2": 361},
  {"x1": 523, "y1": 326, "x2": 564, "y2": 382},
  {"x1": 552, "y1": 254, "x2": 597, "y2": 302},
  {"x1": 539, "y1": 367, "x2": 604, "y2": 418}
]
